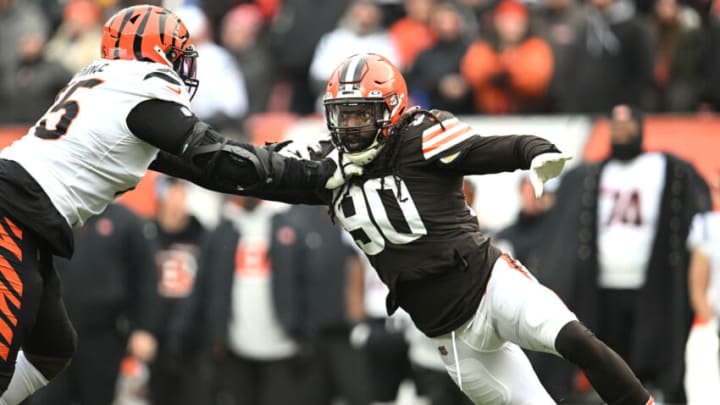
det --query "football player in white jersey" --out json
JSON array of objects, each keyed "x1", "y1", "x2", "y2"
[{"x1": 0, "y1": 5, "x2": 347, "y2": 404}]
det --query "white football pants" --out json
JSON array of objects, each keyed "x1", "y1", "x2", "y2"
[{"x1": 431, "y1": 255, "x2": 578, "y2": 404}]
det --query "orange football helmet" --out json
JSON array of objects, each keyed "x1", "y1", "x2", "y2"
[
  {"x1": 101, "y1": 5, "x2": 199, "y2": 98},
  {"x1": 323, "y1": 53, "x2": 407, "y2": 165}
]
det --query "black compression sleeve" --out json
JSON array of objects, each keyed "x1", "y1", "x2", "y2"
[
  {"x1": 150, "y1": 151, "x2": 330, "y2": 204},
  {"x1": 273, "y1": 154, "x2": 336, "y2": 190},
  {"x1": 126, "y1": 99, "x2": 198, "y2": 154},
  {"x1": 556, "y1": 321, "x2": 651, "y2": 405},
  {"x1": 209, "y1": 141, "x2": 336, "y2": 190}
]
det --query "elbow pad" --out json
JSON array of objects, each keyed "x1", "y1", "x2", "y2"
[{"x1": 180, "y1": 121, "x2": 285, "y2": 188}]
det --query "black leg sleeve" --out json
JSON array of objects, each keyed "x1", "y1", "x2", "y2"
[{"x1": 555, "y1": 320, "x2": 652, "y2": 405}]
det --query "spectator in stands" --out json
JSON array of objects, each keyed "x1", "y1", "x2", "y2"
[
  {"x1": 0, "y1": 0, "x2": 48, "y2": 89},
  {"x1": 530, "y1": 0, "x2": 589, "y2": 112},
  {"x1": 562, "y1": 0, "x2": 655, "y2": 113},
  {"x1": 28, "y1": 203, "x2": 159, "y2": 405},
  {"x1": 221, "y1": 4, "x2": 275, "y2": 116},
  {"x1": 0, "y1": 0, "x2": 48, "y2": 64},
  {"x1": 0, "y1": 29, "x2": 71, "y2": 124},
  {"x1": 388, "y1": 0, "x2": 437, "y2": 70},
  {"x1": 406, "y1": 2, "x2": 473, "y2": 113},
  {"x1": 309, "y1": 0, "x2": 401, "y2": 104},
  {"x1": 146, "y1": 177, "x2": 209, "y2": 405},
  {"x1": 270, "y1": 204, "x2": 371, "y2": 405},
  {"x1": 198, "y1": 0, "x2": 280, "y2": 40},
  {"x1": 461, "y1": 0, "x2": 554, "y2": 114},
  {"x1": 269, "y1": 0, "x2": 350, "y2": 114},
  {"x1": 189, "y1": 196, "x2": 316, "y2": 405},
  {"x1": 176, "y1": 6, "x2": 248, "y2": 135},
  {"x1": 45, "y1": 0, "x2": 103, "y2": 73},
  {"x1": 700, "y1": 3, "x2": 720, "y2": 111},
  {"x1": 455, "y1": 0, "x2": 501, "y2": 38},
  {"x1": 538, "y1": 104, "x2": 711, "y2": 402},
  {"x1": 645, "y1": 0, "x2": 704, "y2": 112}
]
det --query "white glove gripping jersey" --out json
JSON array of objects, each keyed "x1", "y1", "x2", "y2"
[{"x1": 0, "y1": 59, "x2": 191, "y2": 228}]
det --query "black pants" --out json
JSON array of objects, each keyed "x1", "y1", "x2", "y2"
[
  {"x1": 301, "y1": 330, "x2": 372, "y2": 405},
  {"x1": 151, "y1": 350, "x2": 215, "y2": 405},
  {"x1": 27, "y1": 329, "x2": 125, "y2": 405},
  {"x1": 0, "y1": 213, "x2": 76, "y2": 392},
  {"x1": 598, "y1": 289, "x2": 638, "y2": 363},
  {"x1": 598, "y1": 288, "x2": 684, "y2": 401},
  {"x1": 364, "y1": 318, "x2": 411, "y2": 402},
  {"x1": 214, "y1": 350, "x2": 318, "y2": 405}
]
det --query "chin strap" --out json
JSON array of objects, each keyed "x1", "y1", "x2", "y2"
[{"x1": 345, "y1": 144, "x2": 383, "y2": 166}]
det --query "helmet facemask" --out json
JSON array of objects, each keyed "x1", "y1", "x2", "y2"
[
  {"x1": 323, "y1": 53, "x2": 408, "y2": 166},
  {"x1": 169, "y1": 45, "x2": 199, "y2": 100},
  {"x1": 325, "y1": 98, "x2": 391, "y2": 166}
]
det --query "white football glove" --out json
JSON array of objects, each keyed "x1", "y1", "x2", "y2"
[
  {"x1": 325, "y1": 149, "x2": 364, "y2": 190},
  {"x1": 277, "y1": 137, "x2": 324, "y2": 160},
  {"x1": 529, "y1": 152, "x2": 572, "y2": 199}
]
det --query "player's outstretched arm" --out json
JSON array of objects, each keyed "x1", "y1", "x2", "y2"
[
  {"x1": 455, "y1": 134, "x2": 570, "y2": 198},
  {"x1": 446, "y1": 133, "x2": 561, "y2": 174},
  {"x1": 150, "y1": 151, "x2": 333, "y2": 204},
  {"x1": 429, "y1": 123, "x2": 570, "y2": 198},
  {"x1": 420, "y1": 110, "x2": 565, "y2": 179},
  {"x1": 128, "y1": 99, "x2": 340, "y2": 203},
  {"x1": 176, "y1": 120, "x2": 337, "y2": 190}
]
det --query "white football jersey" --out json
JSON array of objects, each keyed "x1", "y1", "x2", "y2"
[
  {"x1": 0, "y1": 59, "x2": 191, "y2": 228},
  {"x1": 597, "y1": 153, "x2": 667, "y2": 288}
]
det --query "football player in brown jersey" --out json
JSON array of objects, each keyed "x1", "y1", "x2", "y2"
[{"x1": 235, "y1": 53, "x2": 654, "y2": 405}]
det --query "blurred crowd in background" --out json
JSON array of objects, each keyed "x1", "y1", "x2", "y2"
[
  {"x1": 3, "y1": 0, "x2": 720, "y2": 132},
  {"x1": 2, "y1": 0, "x2": 720, "y2": 404}
]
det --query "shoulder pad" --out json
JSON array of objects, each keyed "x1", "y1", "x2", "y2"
[
  {"x1": 100, "y1": 60, "x2": 191, "y2": 107},
  {"x1": 138, "y1": 65, "x2": 191, "y2": 106},
  {"x1": 420, "y1": 114, "x2": 475, "y2": 160}
]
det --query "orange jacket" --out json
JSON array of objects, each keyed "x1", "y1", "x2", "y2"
[
  {"x1": 461, "y1": 37, "x2": 553, "y2": 114},
  {"x1": 389, "y1": 17, "x2": 436, "y2": 69}
]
